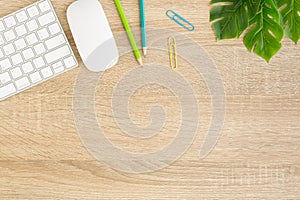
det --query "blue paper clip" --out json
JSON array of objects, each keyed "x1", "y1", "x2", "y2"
[{"x1": 166, "y1": 10, "x2": 195, "y2": 32}]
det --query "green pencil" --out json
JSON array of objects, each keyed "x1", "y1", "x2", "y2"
[{"x1": 114, "y1": 0, "x2": 143, "y2": 66}]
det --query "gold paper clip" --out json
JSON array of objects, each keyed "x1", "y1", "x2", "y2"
[{"x1": 168, "y1": 36, "x2": 178, "y2": 70}]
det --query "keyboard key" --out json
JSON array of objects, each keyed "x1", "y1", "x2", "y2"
[
  {"x1": 52, "y1": 61, "x2": 64, "y2": 73},
  {"x1": 0, "y1": 72, "x2": 11, "y2": 85},
  {"x1": 22, "y1": 48, "x2": 35, "y2": 60},
  {"x1": 63, "y1": 56, "x2": 77, "y2": 68},
  {"x1": 41, "y1": 67, "x2": 53, "y2": 79},
  {"x1": 0, "y1": 83, "x2": 16, "y2": 99},
  {"x1": 26, "y1": 33, "x2": 38, "y2": 45},
  {"x1": 33, "y1": 57, "x2": 45, "y2": 69},
  {"x1": 14, "y1": 38, "x2": 27, "y2": 50},
  {"x1": 52, "y1": 61, "x2": 63, "y2": 68},
  {"x1": 15, "y1": 24, "x2": 27, "y2": 37},
  {"x1": 3, "y1": 44, "x2": 15, "y2": 56},
  {"x1": 38, "y1": 12, "x2": 55, "y2": 26},
  {"x1": 34, "y1": 43, "x2": 46, "y2": 55},
  {"x1": 0, "y1": 35, "x2": 4, "y2": 45},
  {"x1": 4, "y1": 30, "x2": 16, "y2": 42},
  {"x1": 26, "y1": 19, "x2": 38, "y2": 31},
  {"x1": 27, "y1": 6, "x2": 39, "y2": 18},
  {"x1": 48, "y1": 23, "x2": 60, "y2": 35},
  {"x1": 45, "y1": 45, "x2": 70, "y2": 63},
  {"x1": 11, "y1": 67, "x2": 22, "y2": 79},
  {"x1": 45, "y1": 34, "x2": 65, "y2": 50},
  {"x1": 0, "y1": 21, "x2": 4, "y2": 31},
  {"x1": 15, "y1": 77, "x2": 30, "y2": 90},
  {"x1": 37, "y1": 28, "x2": 49, "y2": 40},
  {"x1": 4, "y1": 16, "x2": 16, "y2": 28},
  {"x1": 11, "y1": 53, "x2": 23, "y2": 65},
  {"x1": 38, "y1": 1, "x2": 51, "y2": 13},
  {"x1": 0, "y1": 58, "x2": 12, "y2": 71},
  {"x1": 22, "y1": 62, "x2": 34, "y2": 73},
  {"x1": 29, "y1": 71, "x2": 42, "y2": 83},
  {"x1": 53, "y1": 66, "x2": 64, "y2": 73},
  {"x1": 16, "y1": 11, "x2": 28, "y2": 23}
]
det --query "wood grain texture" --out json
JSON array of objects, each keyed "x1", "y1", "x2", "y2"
[{"x1": 0, "y1": 0, "x2": 299, "y2": 199}]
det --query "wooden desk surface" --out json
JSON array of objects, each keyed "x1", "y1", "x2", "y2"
[{"x1": 0, "y1": 0, "x2": 299, "y2": 199}]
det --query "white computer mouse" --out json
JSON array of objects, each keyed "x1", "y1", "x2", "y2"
[{"x1": 67, "y1": 0, "x2": 119, "y2": 72}]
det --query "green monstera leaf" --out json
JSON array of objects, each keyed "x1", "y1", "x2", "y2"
[
  {"x1": 245, "y1": 0, "x2": 261, "y2": 19},
  {"x1": 210, "y1": 0, "x2": 300, "y2": 62},
  {"x1": 210, "y1": 0, "x2": 248, "y2": 40},
  {"x1": 275, "y1": 0, "x2": 300, "y2": 44},
  {"x1": 243, "y1": 0, "x2": 284, "y2": 62}
]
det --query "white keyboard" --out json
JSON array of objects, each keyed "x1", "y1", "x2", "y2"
[{"x1": 0, "y1": 0, "x2": 78, "y2": 101}]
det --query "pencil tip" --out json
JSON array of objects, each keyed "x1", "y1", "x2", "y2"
[
  {"x1": 143, "y1": 48, "x2": 147, "y2": 57},
  {"x1": 138, "y1": 58, "x2": 143, "y2": 66}
]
